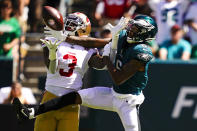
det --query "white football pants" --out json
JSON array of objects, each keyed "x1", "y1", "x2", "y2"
[{"x1": 78, "y1": 87, "x2": 145, "y2": 131}]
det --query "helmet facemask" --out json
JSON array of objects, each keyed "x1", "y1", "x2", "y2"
[
  {"x1": 126, "y1": 19, "x2": 155, "y2": 43},
  {"x1": 64, "y1": 14, "x2": 85, "y2": 36}
]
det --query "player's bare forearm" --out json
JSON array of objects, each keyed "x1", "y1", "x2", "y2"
[
  {"x1": 66, "y1": 36, "x2": 110, "y2": 48},
  {"x1": 104, "y1": 56, "x2": 145, "y2": 85}
]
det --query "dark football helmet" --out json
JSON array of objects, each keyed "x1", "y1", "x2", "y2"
[{"x1": 126, "y1": 15, "x2": 158, "y2": 43}]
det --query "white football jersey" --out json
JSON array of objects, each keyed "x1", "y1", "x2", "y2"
[
  {"x1": 44, "y1": 38, "x2": 95, "y2": 93},
  {"x1": 149, "y1": 0, "x2": 189, "y2": 44}
]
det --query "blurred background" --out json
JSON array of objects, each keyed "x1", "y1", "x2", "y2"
[{"x1": 0, "y1": 0, "x2": 197, "y2": 130}]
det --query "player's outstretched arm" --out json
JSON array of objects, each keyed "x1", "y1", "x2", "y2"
[
  {"x1": 40, "y1": 39, "x2": 61, "y2": 74},
  {"x1": 66, "y1": 36, "x2": 110, "y2": 48},
  {"x1": 106, "y1": 17, "x2": 128, "y2": 49},
  {"x1": 44, "y1": 26, "x2": 110, "y2": 48},
  {"x1": 87, "y1": 49, "x2": 145, "y2": 85}
]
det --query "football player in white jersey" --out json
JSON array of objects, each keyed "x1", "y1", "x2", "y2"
[
  {"x1": 148, "y1": 0, "x2": 190, "y2": 45},
  {"x1": 33, "y1": 12, "x2": 99, "y2": 131}
]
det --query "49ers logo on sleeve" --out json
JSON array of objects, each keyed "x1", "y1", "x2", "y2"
[{"x1": 59, "y1": 54, "x2": 77, "y2": 77}]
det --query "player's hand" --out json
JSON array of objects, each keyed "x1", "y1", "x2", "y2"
[
  {"x1": 106, "y1": 17, "x2": 127, "y2": 37},
  {"x1": 40, "y1": 38, "x2": 62, "y2": 60},
  {"x1": 12, "y1": 98, "x2": 35, "y2": 124},
  {"x1": 106, "y1": 17, "x2": 127, "y2": 49},
  {"x1": 44, "y1": 26, "x2": 68, "y2": 41},
  {"x1": 102, "y1": 43, "x2": 111, "y2": 56}
]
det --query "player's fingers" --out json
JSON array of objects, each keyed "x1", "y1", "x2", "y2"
[
  {"x1": 56, "y1": 40, "x2": 62, "y2": 46},
  {"x1": 49, "y1": 40, "x2": 55, "y2": 46},
  {"x1": 119, "y1": 18, "x2": 127, "y2": 29},
  {"x1": 44, "y1": 26, "x2": 51, "y2": 31},
  {"x1": 44, "y1": 30, "x2": 52, "y2": 35},
  {"x1": 40, "y1": 39, "x2": 46, "y2": 43},
  {"x1": 40, "y1": 39, "x2": 49, "y2": 47},
  {"x1": 117, "y1": 17, "x2": 124, "y2": 26},
  {"x1": 45, "y1": 34, "x2": 53, "y2": 38},
  {"x1": 119, "y1": 17, "x2": 126, "y2": 27},
  {"x1": 106, "y1": 23, "x2": 113, "y2": 30},
  {"x1": 119, "y1": 17, "x2": 125, "y2": 24},
  {"x1": 54, "y1": 39, "x2": 59, "y2": 45}
]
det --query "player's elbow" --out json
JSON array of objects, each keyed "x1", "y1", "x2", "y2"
[
  {"x1": 112, "y1": 74, "x2": 129, "y2": 85},
  {"x1": 112, "y1": 78, "x2": 124, "y2": 86}
]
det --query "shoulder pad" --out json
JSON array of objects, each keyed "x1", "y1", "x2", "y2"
[
  {"x1": 136, "y1": 53, "x2": 154, "y2": 63},
  {"x1": 133, "y1": 44, "x2": 154, "y2": 63}
]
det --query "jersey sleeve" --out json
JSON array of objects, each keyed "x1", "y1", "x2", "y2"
[{"x1": 132, "y1": 44, "x2": 154, "y2": 63}]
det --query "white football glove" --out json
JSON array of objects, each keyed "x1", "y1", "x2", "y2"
[
  {"x1": 102, "y1": 42, "x2": 117, "y2": 63},
  {"x1": 44, "y1": 26, "x2": 68, "y2": 41},
  {"x1": 106, "y1": 17, "x2": 127, "y2": 49},
  {"x1": 102, "y1": 43, "x2": 111, "y2": 56},
  {"x1": 40, "y1": 39, "x2": 62, "y2": 61}
]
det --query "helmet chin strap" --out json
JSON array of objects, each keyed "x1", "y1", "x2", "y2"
[{"x1": 127, "y1": 37, "x2": 143, "y2": 44}]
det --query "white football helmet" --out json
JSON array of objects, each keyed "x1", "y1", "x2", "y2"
[{"x1": 64, "y1": 12, "x2": 91, "y2": 37}]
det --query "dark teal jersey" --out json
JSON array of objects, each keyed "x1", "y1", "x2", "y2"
[{"x1": 113, "y1": 30, "x2": 154, "y2": 95}]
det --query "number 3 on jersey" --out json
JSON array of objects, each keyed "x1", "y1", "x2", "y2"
[{"x1": 59, "y1": 54, "x2": 77, "y2": 77}]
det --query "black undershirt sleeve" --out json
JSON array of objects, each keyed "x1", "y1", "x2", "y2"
[{"x1": 34, "y1": 92, "x2": 79, "y2": 116}]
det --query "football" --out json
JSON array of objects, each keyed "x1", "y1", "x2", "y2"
[{"x1": 42, "y1": 6, "x2": 64, "y2": 31}]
